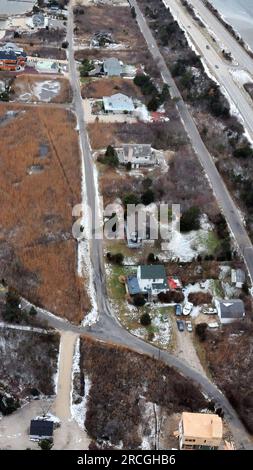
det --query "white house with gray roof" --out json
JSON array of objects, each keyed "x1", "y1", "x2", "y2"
[
  {"x1": 215, "y1": 299, "x2": 245, "y2": 324},
  {"x1": 103, "y1": 93, "x2": 135, "y2": 114},
  {"x1": 137, "y1": 265, "x2": 168, "y2": 295},
  {"x1": 116, "y1": 144, "x2": 158, "y2": 169}
]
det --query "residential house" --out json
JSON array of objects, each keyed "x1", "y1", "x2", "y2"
[
  {"x1": 215, "y1": 298, "x2": 245, "y2": 324},
  {"x1": 179, "y1": 412, "x2": 223, "y2": 450},
  {"x1": 137, "y1": 265, "x2": 168, "y2": 295},
  {"x1": 27, "y1": 13, "x2": 49, "y2": 30},
  {"x1": 126, "y1": 265, "x2": 168, "y2": 297},
  {"x1": 0, "y1": 43, "x2": 27, "y2": 70},
  {"x1": 0, "y1": 51, "x2": 17, "y2": 71},
  {"x1": 29, "y1": 419, "x2": 54, "y2": 441},
  {"x1": 103, "y1": 58, "x2": 122, "y2": 77},
  {"x1": 231, "y1": 268, "x2": 245, "y2": 288},
  {"x1": 116, "y1": 144, "x2": 158, "y2": 169},
  {"x1": 103, "y1": 93, "x2": 135, "y2": 114}
]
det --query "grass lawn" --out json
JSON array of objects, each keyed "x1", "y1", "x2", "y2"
[{"x1": 106, "y1": 261, "x2": 174, "y2": 350}]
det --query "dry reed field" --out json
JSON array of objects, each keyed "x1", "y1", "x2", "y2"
[{"x1": 0, "y1": 104, "x2": 90, "y2": 323}]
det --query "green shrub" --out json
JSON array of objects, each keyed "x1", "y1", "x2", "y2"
[
  {"x1": 180, "y1": 207, "x2": 201, "y2": 232},
  {"x1": 140, "y1": 312, "x2": 151, "y2": 325}
]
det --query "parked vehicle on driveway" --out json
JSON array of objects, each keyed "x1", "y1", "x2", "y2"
[
  {"x1": 186, "y1": 320, "x2": 193, "y2": 332},
  {"x1": 175, "y1": 304, "x2": 182, "y2": 316},
  {"x1": 208, "y1": 322, "x2": 219, "y2": 329},
  {"x1": 176, "y1": 320, "x2": 185, "y2": 332},
  {"x1": 183, "y1": 302, "x2": 193, "y2": 316},
  {"x1": 203, "y1": 307, "x2": 217, "y2": 315}
]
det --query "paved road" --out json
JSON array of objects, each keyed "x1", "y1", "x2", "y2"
[
  {"x1": 164, "y1": 0, "x2": 253, "y2": 142},
  {"x1": 189, "y1": 0, "x2": 253, "y2": 74},
  {"x1": 43, "y1": 0, "x2": 253, "y2": 449}
]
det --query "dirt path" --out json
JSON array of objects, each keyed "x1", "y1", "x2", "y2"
[
  {"x1": 174, "y1": 320, "x2": 207, "y2": 378},
  {"x1": 52, "y1": 331, "x2": 91, "y2": 449}
]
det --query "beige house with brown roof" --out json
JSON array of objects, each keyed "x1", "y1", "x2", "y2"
[{"x1": 179, "y1": 412, "x2": 223, "y2": 450}]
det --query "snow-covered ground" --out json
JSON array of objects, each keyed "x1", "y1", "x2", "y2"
[
  {"x1": 76, "y1": 130, "x2": 98, "y2": 326},
  {"x1": 139, "y1": 400, "x2": 158, "y2": 450},
  {"x1": 33, "y1": 80, "x2": 61, "y2": 102},
  {"x1": 71, "y1": 338, "x2": 92, "y2": 431},
  {"x1": 229, "y1": 69, "x2": 253, "y2": 87},
  {"x1": 161, "y1": 214, "x2": 215, "y2": 262}
]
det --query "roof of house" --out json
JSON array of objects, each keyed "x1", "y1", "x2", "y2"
[
  {"x1": 32, "y1": 13, "x2": 46, "y2": 27},
  {"x1": 119, "y1": 144, "x2": 153, "y2": 162},
  {"x1": 126, "y1": 275, "x2": 141, "y2": 295},
  {"x1": 103, "y1": 58, "x2": 122, "y2": 76},
  {"x1": 103, "y1": 93, "x2": 135, "y2": 113},
  {"x1": 231, "y1": 268, "x2": 245, "y2": 284},
  {"x1": 1, "y1": 43, "x2": 24, "y2": 53},
  {"x1": 181, "y1": 412, "x2": 223, "y2": 440},
  {"x1": 30, "y1": 420, "x2": 54, "y2": 437},
  {"x1": 0, "y1": 50, "x2": 17, "y2": 61},
  {"x1": 139, "y1": 265, "x2": 166, "y2": 280},
  {"x1": 218, "y1": 299, "x2": 245, "y2": 318}
]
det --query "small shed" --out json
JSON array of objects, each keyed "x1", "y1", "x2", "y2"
[
  {"x1": 231, "y1": 269, "x2": 245, "y2": 288},
  {"x1": 29, "y1": 419, "x2": 54, "y2": 441}
]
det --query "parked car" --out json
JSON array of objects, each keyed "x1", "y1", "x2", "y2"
[
  {"x1": 208, "y1": 322, "x2": 219, "y2": 329},
  {"x1": 175, "y1": 304, "x2": 182, "y2": 316},
  {"x1": 176, "y1": 320, "x2": 185, "y2": 332},
  {"x1": 186, "y1": 320, "x2": 193, "y2": 332},
  {"x1": 183, "y1": 302, "x2": 193, "y2": 316},
  {"x1": 203, "y1": 307, "x2": 217, "y2": 315}
]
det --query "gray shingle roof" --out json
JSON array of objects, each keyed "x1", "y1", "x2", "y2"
[
  {"x1": 140, "y1": 265, "x2": 166, "y2": 280},
  {"x1": 30, "y1": 420, "x2": 53, "y2": 437},
  {"x1": 218, "y1": 299, "x2": 245, "y2": 318}
]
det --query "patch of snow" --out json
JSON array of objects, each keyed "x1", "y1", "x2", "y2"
[
  {"x1": 229, "y1": 69, "x2": 253, "y2": 87},
  {"x1": 152, "y1": 315, "x2": 171, "y2": 345},
  {"x1": 53, "y1": 335, "x2": 61, "y2": 395},
  {"x1": 34, "y1": 413, "x2": 60, "y2": 424},
  {"x1": 0, "y1": 322, "x2": 48, "y2": 334},
  {"x1": 77, "y1": 129, "x2": 98, "y2": 325},
  {"x1": 71, "y1": 337, "x2": 91, "y2": 430},
  {"x1": 219, "y1": 82, "x2": 253, "y2": 147},
  {"x1": 140, "y1": 401, "x2": 159, "y2": 450},
  {"x1": 33, "y1": 80, "x2": 60, "y2": 103},
  {"x1": 161, "y1": 215, "x2": 213, "y2": 262}
]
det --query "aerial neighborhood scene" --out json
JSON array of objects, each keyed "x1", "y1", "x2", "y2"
[{"x1": 1, "y1": 0, "x2": 253, "y2": 457}]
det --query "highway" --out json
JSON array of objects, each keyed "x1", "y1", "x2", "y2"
[
  {"x1": 162, "y1": 0, "x2": 253, "y2": 144},
  {"x1": 189, "y1": 0, "x2": 253, "y2": 75},
  {"x1": 43, "y1": 0, "x2": 253, "y2": 449}
]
